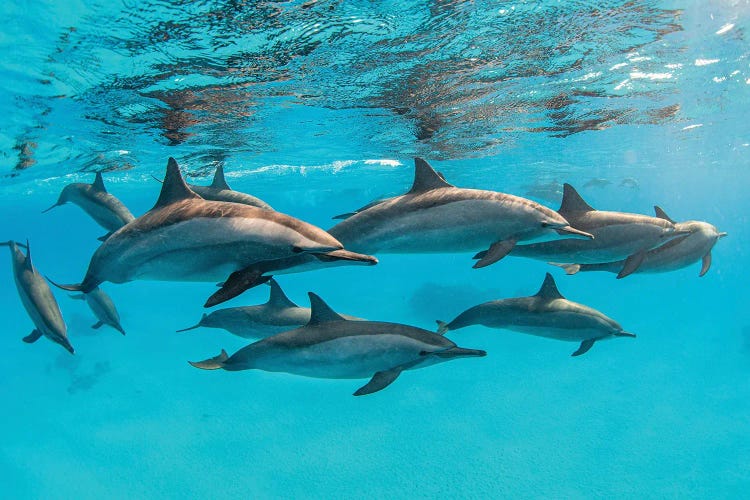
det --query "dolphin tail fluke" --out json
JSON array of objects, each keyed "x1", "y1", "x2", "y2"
[
  {"x1": 572, "y1": 339, "x2": 595, "y2": 356},
  {"x1": 177, "y1": 314, "x2": 208, "y2": 333},
  {"x1": 47, "y1": 275, "x2": 99, "y2": 294},
  {"x1": 549, "y1": 262, "x2": 581, "y2": 275},
  {"x1": 436, "y1": 320, "x2": 450, "y2": 335},
  {"x1": 205, "y1": 268, "x2": 271, "y2": 308},
  {"x1": 354, "y1": 369, "x2": 402, "y2": 396},
  {"x1": 472, "y1": 239, "x2": 516, "y2": 269},
  {"x1": 189, "y1": 349, "x2": 229, "y2": 370}
]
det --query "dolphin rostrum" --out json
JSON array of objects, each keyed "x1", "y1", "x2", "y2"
[
  {"x1": 552, "y1": 206, "x2": 727, "y2": 277},
  {"x1": 179, "y1": 278, "x2": 362, "y2": 339},
  {"x1": 43, "y1": 172, "x2": 135, "y2": 241},
  {"x1": 157, "y1": 164, "x2": 273, "y2": 209},
  {"x1": 2, "y1": 241, "x2": 74, "y2": 354},
  {"x1": 190, "y1": 292, "x2": 486, "y2": 396},
  {"x1": 328, "y1": 158, "x2": 593, "y2": 268},
  {"x1": 436, "y1": 273, "x2": 634, "y2": 356},
  {"x1": 70, "y1": 286, "x2": 126, "y2": 335},
  {"x1": 204, "y1": 248, "x2": 377, "y2": 307},
  {"x1": 509, "y1": 184, "x2": 685, "y2": 278},
  {"x1": 50, "y1": 158, "x2": 344, "y2": 299}
]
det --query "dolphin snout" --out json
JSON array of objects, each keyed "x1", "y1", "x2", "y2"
[
  {"x1": 433, "y1": 347, "x2": 487, "y2": 359},
  {"x1": 554, "y1": 225, "x2": 594, "y2": 240},
  {"x1": 42, "y1": 201, "x2": 64, "y2": 214}
]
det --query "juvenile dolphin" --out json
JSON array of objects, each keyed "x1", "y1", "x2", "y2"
[
  {"x1": 205, "y1": 248, "x2": 377, "y2": 307},
  {"x1": 190, "y1": 292, "x2": 486, "y2": 396},
  {"x1": 509, "y1": 184, "x2": 684, "y2": 277},
  {"x1": 436, "y1": 273, "x2": 634, "y2": 356},
  {"x1": 43, "y1": 172, "x2": 135, "y2": 240},
  {"x1": 179, "y1": 279, "x2": 362, "y2": 339},
  {"x1": 552, "y1": 207, "x2": 727, "y2": 277},
  {"x1": 50, "y1": 158, "x2": 344, "y2": 295},
  {"x1": 328, "y1": 159, "x2": 593, "y2": 268},
  {"x1": 2, "y1": 241, "x2": 74, "y2": 354},
  {"x1": 159, "y1": 164, "x2": 273, "y2": 209},
  {"x1": 70, "y1": 286, "x2": 126, "y2": 335}
]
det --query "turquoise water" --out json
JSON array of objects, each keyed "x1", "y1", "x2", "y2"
[{"x1": 2, "y1": 1, "x2": 749, "y2": 497}]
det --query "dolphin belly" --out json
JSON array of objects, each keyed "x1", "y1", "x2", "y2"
[
  {"x1": 73, "y1": 192, "x2": 132, "y2": 231},
  {"x1": 253, "y1": 335, "x2": 431, "y2": 379}
]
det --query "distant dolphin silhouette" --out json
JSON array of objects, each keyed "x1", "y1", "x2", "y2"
[
  {"x1": 190, "y1": 292, "x2": 486, "y2": 396},
  {"x1": 43, "y1": 172, "x2": 135, "y2": 241},
  {"x1": 50, "y1": 158, "x2": 344, "y2": 301},
  {"x1": 2, "y1": 241, "x2": 74, "y2": 354},
  {"x1": 437, "y1": 273, "x2": 634, "y2": 356},
  {"x1": 329, "y1": 158, "x2": 592, "y2": 268}
]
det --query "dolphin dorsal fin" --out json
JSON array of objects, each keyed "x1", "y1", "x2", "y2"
[
  {"x1": 152, "y1": 158, "x2": 200, "y2": 210},
  {"x1": 559, "y1": 184, "x2": 595, "y2": 214},
  {"x1": 24, "y1": 239, "x2": 34, "y2": 271},
  {"x1": 407, "y1": 158, "x2": 453, "y2": 194},
  {"x1": 92, "y1": 172, "x2": 107, "y2": 193},
  {"x1": 267, "y1": 279, "x2": 298, "y2": 308},
  {"x1": 306, "y1": 292, "x2": 346, "y2": 325},
  {"x1": 535, "y1": 273, "x2": 564, "y2": 299},
  {"x1": 210, "y1": 165, "x2": 231, "y2": 190},
  {"x1": 654, "y1": 206, "x2": 675, "y2": 224}
]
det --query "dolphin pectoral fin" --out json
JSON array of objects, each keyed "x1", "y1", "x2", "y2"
[
  {"x1": 436, "y1": 320, "x2": 449, "y2": 335},
  {"x1": 22, "y1": 330, "x2": 43, "y2": 344},
  {"x1": 97, "y1": 232, "x2": 114, "y2": 242},
  {"x1": 699, "y1": 252, "x2": 712, "y2": 277},
  {"x1": 189, "y1": 349, "x2": 229, "y2": 370},
  {"x1": 91, "y1": 321, "x2": 104, "y2": 329},
  {"x1": 472, "y1": 239, "x2": 516, "y2": 269},
  {"x1": 354, "y1": 369, "x2": 402, "y2": 396},
  {"x1": 617, "y1": 250, "x2": 647, "y2": 279},
  {"x1": 472, "y1": 250, "x2": 487, "y2": 260},
  {"x1": 572, "y1": 339, "x2": 595, "y2": 356},
  {"x1": 205, "y1": 268, "x2": 271, "y2": 308}
]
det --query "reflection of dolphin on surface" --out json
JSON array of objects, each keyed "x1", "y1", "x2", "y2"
[
  {"x1": 50, "y1": 158, "x2": 345, "y2": 305},
  {"x1": 179, "y1": 278, "x2": 362, "y2": 339},
  {"x1": 552, "y1": 207, "x2": 726, "y2": 277},
  {"x1": 510, "y1": 184, "x2": 685, "y2": 278},
  {"x1": 2, "y1": 241, "x2": 74, "y2": 354},
  {"x1": 437, "y1": 273, "x2": 634, "y2": 357},
  {"x1": 190, "y1": 292, "x2": 486, "y2": 396},
  {"x1": 43, "y1": 172, "x2": 135, "y2": 241},
  {"x1": 329, "y1": 159, "x2": 592, "y2": 269}
]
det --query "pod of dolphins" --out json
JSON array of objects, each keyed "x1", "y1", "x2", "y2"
[{"x1": 4, "y1": 157, "x2": 726, "y2": 396}]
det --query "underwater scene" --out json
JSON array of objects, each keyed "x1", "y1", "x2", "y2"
[{"x1": 2, "y1": 0, "x2": 749, "y2": 497}]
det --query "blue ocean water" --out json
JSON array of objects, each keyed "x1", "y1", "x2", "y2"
[{"x1": 2, "y1": 0, "x2": 749, "y2": 497}]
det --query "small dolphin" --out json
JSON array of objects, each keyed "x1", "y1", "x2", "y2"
[
  {"x1": 583, "y1": 178, "x2": 611, "y2": 188},
  {"x1": 510, "y1": 184, "x2": 685, "y2": 278},
  {"x1": 522, "y1": 180, "x2": 563, "y2": 204},
  {"x1": 205, "y1": 248, "x2": 377, "y2": 307},
  {"x1": 157, "y1": 164, "x2": 273, "y2": 209},
  {"x1": 70, "y1": 286, "x2": 125, "y2": 335},
  {"x1": 2, "y1": 241, "x2": 74, "y2": 354},
  {"x1": 43, "y1": 172, "x2": 135, "y2": 241},
  {"x1": 50, "y1": 158, "x2": 344, "y2": 296},
  {"x1": 179, "y1": 278, "x2": 362, "y2": 339},
  {"x1": 329, "y1": 159, "x2": 592, "y2": 269},
  {"x1": 436, "y1": 273, "x2": 634, "y2": 356},
  {"x1": 552, "y1": 207, "x2": 727, "y2": 277},
  {"x1": 190, "y1": 292, "x2": 486, "y2": 396}
]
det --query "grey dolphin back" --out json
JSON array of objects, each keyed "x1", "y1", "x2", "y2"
[
  {"x1": 151, "y1": 158, "x2": 201, "y2": 209},
  {"x1": 267, "y1": 279, "x2": 298, "y2": 308},
  {"x1": 408, "y1": 158, "x2": 454, "y2": 194},
  {"x1": 558, "y1": 184, "x2": 595, "y2": 215},
  {"x1": 92, "y1": 172, "x2": 107, "y2": 193},
  {"x1": 210, "y1": 165, "x2": 231, "y2": 190}
]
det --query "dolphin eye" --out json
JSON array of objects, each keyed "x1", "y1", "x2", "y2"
[
  {"x1": 541, "y1": 222, "x2": 550, "y2": 228},
  {"x1": 291, "y1": 246, "x2": 303, "y2": 253}
]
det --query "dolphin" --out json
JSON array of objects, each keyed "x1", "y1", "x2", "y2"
[
  {"x1": 50, "y1": 158, "x2": 344, "y2": 297},
  {"x1": 43, "y1": 172, "x2": 135, "y2": 241},
  {"x1": 156, "y1": 164, "x2": 273, "y2": 209},
  {"x1": 179, "y1": 278, "x2": 362, "y2": 338},
  {"x1": 328, "y1": 158, "x2": 593, "y2": 269},
  {"x1": 2, "y1": 241, "x2": 74, "y2": 354},
  {"x1": 190, "y1": 292, "x2": 486, "y2": 396},
  {"x1": 509, "y1": 184, "x2": 686, "y2": 278},
  {"x1": 70, "y1": 286, "x2": 126, "y2": 335},
  {"x1": 552, "y1": 206, "x2": 727, "y2": 277},
  {"x1": 205, "y1": 248, "x2": 377, "y2": 307},
  {"x1": 583, "y1": 178, "x2": 611, "y2": 188},
  {"x1": 436, "y1": 273, "x2": 634, "y2": 356}
]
